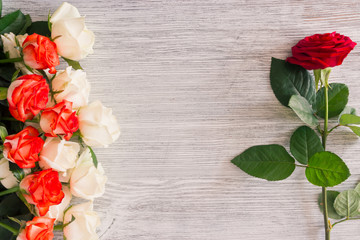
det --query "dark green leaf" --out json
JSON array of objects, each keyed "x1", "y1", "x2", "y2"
[
  {"x1": 288, "y1": 95, "x2": 318, "y2": 127},
  {"x1": 0, "y1": 125, "x2": 7, "y2": 142},
  {"x1": 18, "y1": 14, "x2": 31, "y2": 35},
  {"x1": 0, "y1": 194, "x2": 27, "y2": 217},
  {"x1": 88, "y1": 147, "x2": 98, "y2": 168},
  {"x1": 63, "y1": 57, "x2": 83, "y2": 70},
  {"x1": 270, "y1": 57, "x2": 315, "y2": 107},
  {"x1": 318, "y1": 190, "x2": 342, "y2": 220},
  {"x1": 26, "y1": 21, "x2": 51, "y2": 36},
  {"x1": 306, "y1": 151, "x2": 350, "y2": 187},
  {"x1": 0, "y1": 0, "x2": 2, "y2": 18},
  {"x1": 0, "y1": 10, "x2": 27, "y2": 35},
  {"x1": 8, "y1": 163, "x2": 24, "y2": 182},
  {"x1": 334, "y1": 190, "x2": 360, "y2": 217},
  {"x1": 290, "y1": 126, "x2": 323, "y2": 165},
  {"x1": 231, "y1": 144, "x2": 295, "y2": 181},
  {"x1": 339, "y1": 114, "x2": 360, "y2": 126},
  {"x1": 315, "y1": 83, "x2": 349, "y2": 118},
  {"x1": 0, "y1": 219, "x2": 18, "y2": 238}
]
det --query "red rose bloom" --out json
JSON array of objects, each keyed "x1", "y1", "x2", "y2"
[
  {"x1": 17, "y1": 217, "x2": 55, "y2": 240},
  {"x1": 40, "y1": 100, "x2": 79, "y2": 140},
  {"x1": 23, "y1": 33, "x2": 60, "y2": 74},
  {"x1": 7, "y1": 74, "x2": 49, "y2": 122},
  {"x1": 20, "y1": 169, "x2": 64, "y2": 216},
  {"x1": 3, "y1": 126, "x2": 44, "y2": 169},
  {"x1": 286, "y1": 32, "x2": 357, "y2": 70}
]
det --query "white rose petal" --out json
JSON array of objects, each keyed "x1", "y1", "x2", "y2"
[
  {"x1": 52, "y1": 66, "x2": 90, "y2": 109},
  {"x1": 44, "y1": 186, "x2": 72, "y2": 223},
  {"x1": 50, "y1": 2, "x2": 95, "y2": 61},
  {"x1": 63, "y1": 201, "x2": 100, "y2": 240},
  {"x1": 0, "y1": 158, "x2": 18, "y2": 189},
  {"x1": 70, "y1": 148, "x2": 107, "y2": 200},
  {"x1": 79, "y1": 101, "x2": 120, "y2": 148}
]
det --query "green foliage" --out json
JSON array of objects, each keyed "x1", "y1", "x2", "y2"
[
  {"x1": 270, "y1": 58, "x2": 315, "y2": 107},
  {"x1": 63, "y1": 57, "x2": 83, "y2": 70},
  {"x1": 334, "y1": 190, "x2": 360, "y2": 218},
  {"x1": 318, "y1": 190, "x2": 342, "y2": 220},
  {"x1": 0, "y1": 10, "x2": 29, "y2": 35},
  {"x1": 88, "y1": 146, "x2": 98, "y2": 168},
  {"x1": 0, "y1": 125, "x2": 7, "y2": 142},
  {"x1": 290, "y1": 126, "x2": 323, "y2": 165},
  {"x1": 288, "y1": 95, "x2": 318, "y2": 127},
  {"x1": 315, "y1": 83, "x2": 349, "y2": 118},
  {"x1": 231, "y1": 144, "x2": 295, "y2": 181},
  {"x1": 9, "y1": 163, "x2": 25, "y2": 182},
  {"x1": 339, "y1": 114, "x2": 360, "y2": 125},
  {"x1": 305, "y1": 152, "x2": 350, "y2": 187},
  {"x1": 26, "y1": 21, "x2": 51, "y2": 36}
]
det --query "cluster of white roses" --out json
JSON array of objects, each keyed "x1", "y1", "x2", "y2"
[{"x1": 0, "y1": 2, "x2": 120, "y2": 239}]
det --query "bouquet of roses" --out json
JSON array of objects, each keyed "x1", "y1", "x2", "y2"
[{"x1": 0, "y1": 1, "x2": 120, "y2": 240}]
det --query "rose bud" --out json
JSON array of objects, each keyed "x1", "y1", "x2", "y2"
[
  {"x1": 70, "y1": 148, "x2": 107, "y2": 200},
  {"x1": 7, "y1": 74, "x2": 49, "y2": 122},
  {"x1": 20, "y1": 169, "x2": 65, "y2": 216},
  {"x1": 22, "y1": 33, "x2": 60, "y2": 74},
  {"x1": 17, "y1": 217, "x2": 55, "y2": 240},
  {"x1": 52, "y1": 66, "x2": 90, "y2": 109},
  {"x1": 3, "y1": 126, "x2": 44, "y2": 169},
  {"x1": 50, "y1": 2, "x2": 95, "y2": 61},
  {"x1": 63, "y1": 201, "x2": 100, "y2": 240},
  {"x1": 286, "y1": 32, "x2": 357, "y2": 70},
  {"x1": 40, "y1": 100, "x2": 79, "y2": 140},
  {"x1": 79, "y1": 101, "x2": 120, "y2": 147}
]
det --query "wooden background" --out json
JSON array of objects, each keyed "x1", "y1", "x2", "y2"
[{"x1": 5, "y1": 0, "x2": 360, "y2": 239}]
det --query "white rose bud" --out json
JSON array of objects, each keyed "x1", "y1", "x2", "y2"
[
  {"x1": 44, "y1": 186, "x2": 72, "y2": 223},
  {"x1": 63, "y1": 201, "x2": 100, "y2": 240},
  {"x1": 1, "y1": 33, "x2": 31, "y2": 74},
  {"x1": 79, "y1": 101, "x2": 120, "y2": 147},
  {"x1": 0, "y1": 158, "x2": 18, "y2": 189},
  {"x1": 39, "y1": 137, "x2": 80, "y2": 178},
  {"x1": 70, "y1": 148, "x2": 107, "y2": 200},
  {"x1": 50, "y1": 2, "x2": 95, "y2": 61},
  {"x1": 52, "y1": 66, "x2": 90, "y2": 109}
]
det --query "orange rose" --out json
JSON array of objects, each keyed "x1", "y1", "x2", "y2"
[
  {"x1": 22, "y1": 33, "x2": 60, "y2": 74},
  {"x1": 20, "y1": 169, "x2": 65, "y2": 216},
  {"x1": 7, "y1": 74, "x2": 49, "y2": 122},
  {"x1": 40, "y1": 100, "x2": 79, "y2": 140},
  {"x1": 17, "y1": 217, "x2": 55, "y2": 240},
  {"x1": 3, "y1": 126, "x2": 44, "y2": 168}
]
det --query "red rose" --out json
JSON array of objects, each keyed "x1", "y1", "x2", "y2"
[
  {"x1": 7, "y1": 74, "x2": 49, "y2": 122},
  {"x1": 17, "y1": 217, "x2": 55, "y2": 240},
  {"x1": 3, "y1": 126, "x2": 44, "y2": 169},
  {"x1": 20, "y1": 169, "x2": 64, "y2": 216},
  {"x1": 286, "y1": 32, "x2": 357, "y2": 70},
  {"x1": 23, "y1": 33, "x2": 60, "y2": 74},
  {"x1": 40, "y1": 100, "x2": 79, "y2": 140}
]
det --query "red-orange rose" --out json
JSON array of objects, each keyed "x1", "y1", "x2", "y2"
[
  {"x1": 286, "y1": 32, "x2": 357, "y2": 70},
  {"x1": 23, "y1": 33, "x2": 60, "y2": 74},
  {"x1": 7, "y1": 74, "x2": 49, "y2": 122},
  {"x1": 20, "y1": 169, "x2": 64, "y2": 216},
  {"x1": 40, "y1": 100, "x2": 79, "y2": 140},
  {"x1": 3, "y1": 126, "x2": 44, "y2": 169},
  {"x1": 17, "y1": 217, "x2": 55, "y2": 240}
]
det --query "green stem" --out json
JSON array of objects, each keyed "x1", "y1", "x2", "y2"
[
  {"x1": 0, "y1": 221, "x2": 18, "y2": 235},
  {"x1": 0, "y1": 57, "x2": 22, "y2": 64},
  {"x1": 322, "y1": 85, "x2": 330, "y2": 240},
  {"x1": 0, "y1": 117, "x2": 19, "y2": 122},
  {"x1": 0, "y1": 186, "x2": 19, "y2": 197},
  {"x1": 332, "y1": 217, "x2": 360, "y2": 227}
]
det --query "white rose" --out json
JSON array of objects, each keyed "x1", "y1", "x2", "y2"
[
  {"x1": 44, "y1": 186, "x2": 72, "y2": 223},
  {"x1": 52, "y1": 66, "x2": 90, "y2": 109},
  {"x1": 79, "y1": 101, "x2": 120, "y2": 147},
  {"x1": 0, "y1": 158, "x2": 18, "y2": 189},
  {"x1": 63, "y1": 201, "x2": 100, "y2": 240},
  {"x1": 50, "y1": 2, "x2": 95, "y2": 61},
  {"x1": 1, "y1": 33, "x2": 32, "y2": 74},
  {"x1": 39, "y1": 137, "x2": 80, "y2": 178},
  {"x1": 70, "y1": 148, "x2": 107, "y2": 200}
]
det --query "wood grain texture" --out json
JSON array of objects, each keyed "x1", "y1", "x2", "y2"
[{"x1": 4, "y1": 0, "x2": 360, "y2": 239}]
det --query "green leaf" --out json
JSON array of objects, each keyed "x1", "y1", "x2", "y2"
[
  {"x1": 63, "y1": 57, "x2": 83, "y2": 70},
  {"x1": 270, "y1": 58, "x2": 315, "y2": 107},
  {"x1": 348, "y1": 126, "x2": 360, "y2": 137},
  {"x1": 0, "y1": 87, "x2": 7, "y2": 100},
  {"x1": 0, "y1": 194, "x2": 26, "y2": 217},
  {"x1": 0, "y1": 10, "x2": 27, "y2": 35},
  {"x1": 315, "y1": 83, "x2": 349, "y2": 118},
  {"x1": 8, "y1": 163, "x2": 24, "y2": 182},
  {"x1": 288, "y1": 95, "x2": 318, "y2": 127},
  {"x1": 0, "y1": 0, "x2": 2, "y2": 18},
  {"x1": 354, "y1": 183, "x2": 360, "y2": 194},
  {"x1": 290, "y1": 126, "x2": 323, "y2": 165},
  {"x1": 0, "y1": 125, "x2": 7, "y2": 142},
  {"x1": 305, "y1": 151, "x2": 350, "y2": 187},
  {"x1": 231, "y1": 144, "x2": 295, "y2": 181},
  {"x1": 334, "y1": 190, "x2": 360, "y2": 217},
  {"x1": 318, "y1": 190, "x2": 342, "y2": 220},
  {"x1": 88, "y1": 147, "x2": 98, "y2": 168},
  {"x1": 26, "y1": 21, "x2": 51, "y2": 37},
  {"x1": 18, "y1": 14, "x2": 31, "y2": 35},
  {"x1": 339, "y1": 114, "x2": 360, "y2": 126}
]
